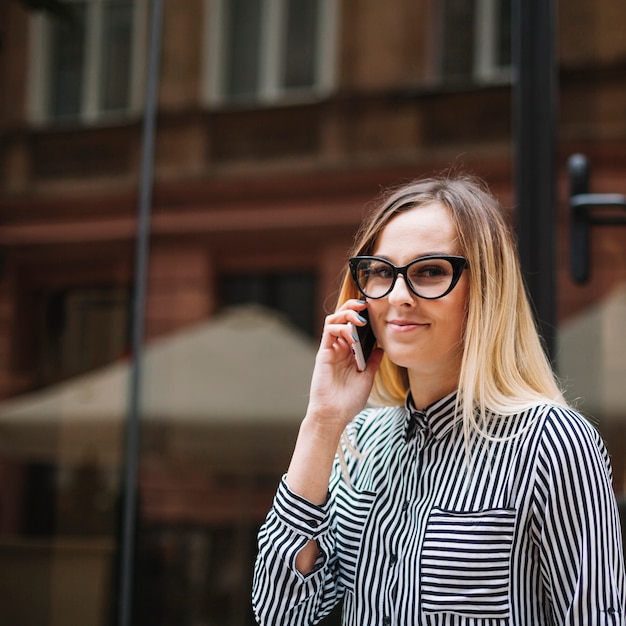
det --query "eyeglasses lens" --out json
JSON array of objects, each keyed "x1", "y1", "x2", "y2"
[{"x1": 355, "y1": 258, "x2": 456, "y2": 299}]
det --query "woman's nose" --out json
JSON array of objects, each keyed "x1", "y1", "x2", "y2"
[{"x1": 387, "y1": 273, "x2": 416, "y2": 305}]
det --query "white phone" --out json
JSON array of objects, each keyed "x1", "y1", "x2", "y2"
[{"x1": 350, "y1": 309, "x2": 376, "y2": 371}]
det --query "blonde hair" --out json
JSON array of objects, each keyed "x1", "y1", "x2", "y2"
[{"x1": 337, "y1": 173, "x2": 568, "y2": 439}]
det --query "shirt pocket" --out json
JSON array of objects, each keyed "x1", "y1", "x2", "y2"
[
  {"x1": 420, "y1": 507, "x2": 517, "y2": 620},
  {"x1": 332, "y1": 485, "x2": 377, "y2": 589}
]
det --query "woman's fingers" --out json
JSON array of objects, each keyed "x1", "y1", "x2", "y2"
[
  {"x1": 322, "y1": 301, "x2": 368, "y2": 343},
  {"x1": 334, "y1": 298, "x2": 367, "y2": 319},
  {"x1": 323, "y1": 321, "x2": 357, "y2": 345}
]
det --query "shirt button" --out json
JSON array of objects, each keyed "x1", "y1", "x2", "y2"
[
  {"x1": 390, "y1": 583, "x2": 398, "y2": 601},
  {"x1": 401, "y1": 501, "x2": 409, "y2": 512},
  {"x1": 383, "y1": 616, "x2": 391, "y2": 626},
  {"x1": 389, "y1": 553, "x2": 398, "y2": 565}
]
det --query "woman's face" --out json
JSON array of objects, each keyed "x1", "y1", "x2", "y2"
[{"x1": 367, "y1": 202, "x2": 469, "y2": 385}]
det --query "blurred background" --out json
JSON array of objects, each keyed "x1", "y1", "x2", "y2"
[{"x1": 0, "y1": 1, "x2": 624, "y2": 625}]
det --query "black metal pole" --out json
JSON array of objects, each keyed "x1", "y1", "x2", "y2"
[
  {"x1": 118, "y1": 1, "x2": 164, "y2": 625},
  {"x1": 512, "y1": 0, "x2": 558, "y2": 360}
]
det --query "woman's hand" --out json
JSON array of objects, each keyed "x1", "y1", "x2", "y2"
[
  {"x1": 286, "y1": 300, "x2": 383, "y2": 572},
  {"x1": 305, "y1": 300, "x2": 383, "y2": 432}
]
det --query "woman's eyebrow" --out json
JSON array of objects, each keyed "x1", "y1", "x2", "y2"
[{"x1": 370, "y1": 251, "x2": 455, "y2": 262}]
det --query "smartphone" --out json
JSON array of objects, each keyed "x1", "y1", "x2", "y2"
[{"x1": 350, "y1": 309, "x2": 376, "y2": 371}]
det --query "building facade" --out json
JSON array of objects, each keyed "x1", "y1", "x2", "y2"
[{"x1": 0, "y1": 1, "x2": 624, "y2": 625}]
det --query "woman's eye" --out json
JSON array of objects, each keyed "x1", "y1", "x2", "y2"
[
  {"x1": 422, "y1": 266, "x2": 445, "y2": 277},
  {"x1": 370, "y1": 265, "x2": 394, "y2": 279},
  {"x1": 412, "y1": 264, "x2": 448, "y2": 280}
]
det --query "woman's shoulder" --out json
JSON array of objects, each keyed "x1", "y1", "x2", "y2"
[
  {"x1": 539, "y1": 403, "x2": 602, "y2": 439},
  {"x1": 484, "y1": 400, "x2": 606, "y2": 457},
  {"x1": 520, "y1": 403, "x2": 615, "y2": 505},
  {"x1": 493, "y1": 400, "x2": 598, "y2": 435},
  {"x1": 525, "y1": 402, "x2": 609, "y2": 465}
]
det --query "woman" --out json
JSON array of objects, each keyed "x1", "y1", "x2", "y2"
[{"x1": 252, "y1": 174, "x2": 625, "y2": 625}]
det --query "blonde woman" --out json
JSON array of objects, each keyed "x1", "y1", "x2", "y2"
[{"x1": 252, "y1": 174, "x2": 625, "y2": 625}]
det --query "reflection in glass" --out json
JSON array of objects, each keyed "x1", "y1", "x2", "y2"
[
  {"x1": 48, "y1": 3, "x2": 87, "y2": 119},
  {"x1": 284, "y1": 0, "x2": 318, "y2": 89},
  {"x1": 0, "y1": 305, "x2": 318, "y2": 625},
  {"x1": 224, "y1": 0, "x2": 263, "y2": 100},
  {"x1": 42, "y1": 0, "x2": 138, "y2": 121},
  {"x1": 101, "y1": 2, "x2": 133, "y2": 112}
]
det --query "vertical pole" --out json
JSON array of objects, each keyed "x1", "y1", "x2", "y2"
[
  {"x1": 512, "y1": 0, "x2": 558, "y2": 360},
  {"x1": 118, "y1": 1, "x2": 164, "y2": 625}
]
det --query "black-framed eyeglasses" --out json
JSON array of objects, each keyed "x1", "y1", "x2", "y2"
[{"x1": 349, "y1": 255, "x2": 469, "y2": 300}]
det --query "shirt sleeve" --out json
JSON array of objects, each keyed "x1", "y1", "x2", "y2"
[
  {"x1": 535, "y1": 408, "x2": 626, "y2": 625},
  {"x1": 252, "y1": 476, "x2": 343, "y2": 626}
]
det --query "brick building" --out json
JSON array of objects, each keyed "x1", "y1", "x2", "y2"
[{"x1": 0, "y1": 1, "x2": 624, "y2": 625}]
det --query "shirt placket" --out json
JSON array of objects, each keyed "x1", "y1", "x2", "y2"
[{"x1": 384, "y1": 413, "x2": 430, "y2": 626}]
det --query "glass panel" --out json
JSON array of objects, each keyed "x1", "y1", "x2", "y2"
[
  {"x1": 101, "y1": 1, "x2": 134, "y2": 112},
  {"x1": 122, "y1": 268, "x2": 318, "y2": 624},
  {"x1": 223, "y1": 0, "x2": 263, "y2": 100},
  {"x1": 222, "y1": 272, "x2": 317, "y2": 336},
  {"x1": 441, "y1": 0, "x2": 511, "y2": 82},
  {"x1": 558, "y1": 286, "x2": 626, "y2": 500},
  {"x1": 283, "y1": 0, "x2": 318, "y2": 89},
  {"x1": 135, "y1": 267, "x2": 319, "y2": 624},
  {"x1": 38, "y1": 288, "x2": 131, "y2": 385},
  {"x1": 496, "y1": 0, "x2": 512, "y2": 68},
  {"x1": 440, "y1": 0, "x2": 475, "y2": 81},
  {"x1": 48, "y1": 3, "x2": 87, "y2": 119},
  {"x1": 0, "y1": 284, "x2": 131, "y2": 625}
]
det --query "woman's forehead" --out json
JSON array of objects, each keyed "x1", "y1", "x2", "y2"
[{"x1": 373, "y1": 203, "x2": 460, "y2": 259}]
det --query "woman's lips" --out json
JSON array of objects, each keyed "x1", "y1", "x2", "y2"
[{"x1": 387, "y1": 319, "x2": 428, "y2": 332}]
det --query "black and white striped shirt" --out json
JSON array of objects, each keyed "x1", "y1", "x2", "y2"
[{"x1": 252, "y1": 393, "x2": 626, "y2": 625}]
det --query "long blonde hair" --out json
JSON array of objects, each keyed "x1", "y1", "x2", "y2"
[{"x1": 337, "y1": 173, "x2": 568, "y2": 437}]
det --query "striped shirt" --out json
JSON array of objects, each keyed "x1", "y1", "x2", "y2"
[{"x1": 252, "y1": 393, "x2": 626, "y2": 625}]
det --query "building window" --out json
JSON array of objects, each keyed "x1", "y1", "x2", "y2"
[
  {"x1": 38, "y1": 287, "x2": 131, "y2": 385},
  {"x1": 440, "y1": 0, "x2": 511, "y2": 84},
  {"x1": 28, "y1": 0, "x2": 147, "y2": 124},
  {"x1": 204, "y1": 0, "x2": 338, "y2": 106},
  {"x1": 220, "y1": 271, "x2": 317, "y2": 336}
]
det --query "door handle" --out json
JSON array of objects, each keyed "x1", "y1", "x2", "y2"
[{"x1": 567, "y1": 153, "x2": 626, "y2": 283}]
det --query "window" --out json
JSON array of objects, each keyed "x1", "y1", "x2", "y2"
[
  {"x1": 28, "y1": 0, "x2": 147, "y2": 123},
  {"x1": 38, "y1": 286, "x2": 131, "y2": 384},
  {"x1": 220, "y1": 271, "x2": 317, "y2": 336},
  {"x1": 440, "y1": 0, "x2": 511, "y2": 84},
  {"x1": 205, "y1": 0, "x2": 337, "y2": 106}
]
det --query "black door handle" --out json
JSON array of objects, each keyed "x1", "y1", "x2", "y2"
[{"x1": 567, "y1": 154, "x2": 626, "y2": 283}]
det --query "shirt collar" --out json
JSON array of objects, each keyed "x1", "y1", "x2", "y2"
[{"x1": 404, "y1": 391, "x2": 460, "y2": 440}]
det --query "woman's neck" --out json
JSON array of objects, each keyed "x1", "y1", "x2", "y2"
[{"x1": 407, "y1": 369, "x2": 459, "y2": 411}]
